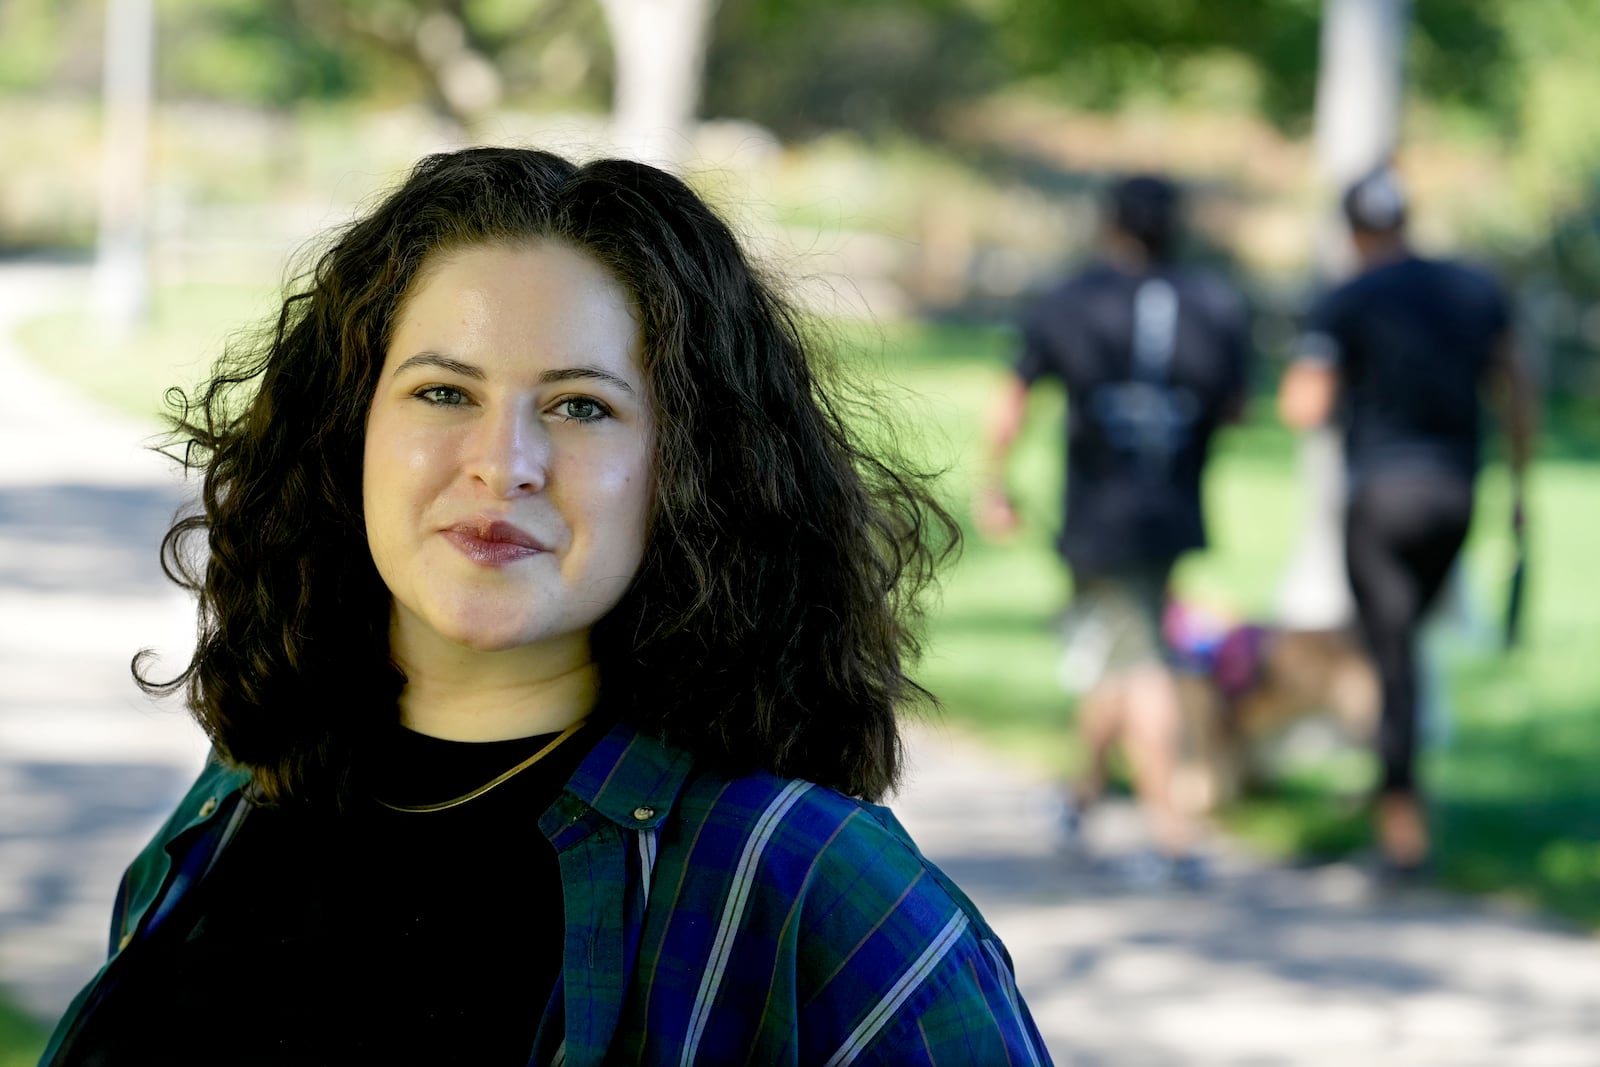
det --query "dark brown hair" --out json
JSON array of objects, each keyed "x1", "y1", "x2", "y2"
[
  {"x1": 142, "y1": 146, "x2": 958, "y2": 806},
  {"x1": 1110, "y1": 174, "x2": 1183, "y2": 262}
]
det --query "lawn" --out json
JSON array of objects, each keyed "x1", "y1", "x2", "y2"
[
  {"x1": 15, "y1": 287, "x2": 1600, "y2": 944},
  {"x1": 865, "y1": 320, "x2": 1600, "y2": 929},
  {"x1": 0, "y1": 991, "x2": 46, "y2": 1067}
]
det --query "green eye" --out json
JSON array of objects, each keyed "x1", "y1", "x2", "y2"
[
  {"x1": 558, "y1": 398, "x2": 608, "y2": 421},
  {"x1": 416, "y1": 385, "x2": 467, "y2": 405}
]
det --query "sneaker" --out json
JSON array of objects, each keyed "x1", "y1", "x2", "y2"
[
  {"x1": 1169, "y1": 853, "x2": 1212, "y2": 891},
  {"x1": 1373, "y1": 855, "x2": 1433, "y2": 894},
  {"x1": 1040, "y1": 789, "x2": 1091, "y2": 858},
  {"x1": 1098, "y1": 850, "x2": 1171, "y2": 891}
]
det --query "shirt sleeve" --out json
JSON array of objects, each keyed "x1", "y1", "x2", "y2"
[
  {"x1": 858, "y1": 926, "x2": 1055, "y2": 1066},
  {"x1": 797, "y1": 802, "x2": 1055, "y2": 1066},
  {"x1": 1294, "y1": 290, "x2": 1344, "y2": 367},
  {"x1": 1012, "y1": 299, "x2": 1059, "y2": 387}
]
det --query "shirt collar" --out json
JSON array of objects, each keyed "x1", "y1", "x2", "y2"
[{"x1": 562, "y1": 721, "x2": 694, "y2": 830}]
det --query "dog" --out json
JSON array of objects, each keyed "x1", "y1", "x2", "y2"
[{"x1": 1169, "y1": 617, "x2": 1378, "y2": 813}]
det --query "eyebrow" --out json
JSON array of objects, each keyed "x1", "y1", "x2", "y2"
[
  {"x1": 391, "y1": 352, "x2": 638, "y2": 395},
  {"x1": 392, "y1": 353, "x2": 484, "y2": 380}
]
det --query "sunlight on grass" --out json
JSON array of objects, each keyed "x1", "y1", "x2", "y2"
[
  {"x1": 860, "y1": 319, "x2": 1600, "y2": 927},
  {"x1": 16, "y1": 281, "x2": 278, "y2": 424},
  {"x1": 0, "y1": 990, "x2": 46, "y2": 1067}
]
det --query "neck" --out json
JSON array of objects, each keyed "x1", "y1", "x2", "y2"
[
  {"x1": 1356, "y1": 231, "x2": 1409, "y2": 270},
  {"x1": 1105, "y1": 229, "x2": 1154, "y2": 273},
  {"x1": 390, "y1": 624, "x2": 598, "y2": 742}
]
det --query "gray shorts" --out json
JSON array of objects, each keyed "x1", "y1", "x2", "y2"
[{"x1": 1056, "y1": 565, "x2": 1172, "y2": 694}]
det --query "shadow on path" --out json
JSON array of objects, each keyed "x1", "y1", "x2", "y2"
[
  {"x1": 0, "y1": 482, "x2": 189, "y2": 596},
  {"x1": 0, "y1": 760, "x2": 192, "y2": 934}
]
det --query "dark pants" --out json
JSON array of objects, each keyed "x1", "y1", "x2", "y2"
[{"x1": 1345, "y1": 473, "x2": 1474, "y2": 796}]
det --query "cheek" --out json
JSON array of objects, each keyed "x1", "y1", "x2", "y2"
[
  {"x1": 366, "y1": 422, "x2": 449, "y2": 499},
  {"x1": 616, "y1": 441, "x2": 657, "y2": 536},
  {"x1": 573, "y1": 443, "x2": 654, "y2": 547},
  {"x1": 362, "y1": 418, "x2": 446, "y2": 558}
]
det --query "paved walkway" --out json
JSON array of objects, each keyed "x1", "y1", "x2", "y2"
[
  {"x1": 2, "y1": 262, "x2": 1598, "y2": 1065},
  {"x1": 0, "y1": 264, "x2": 211, "y2": 1029}
]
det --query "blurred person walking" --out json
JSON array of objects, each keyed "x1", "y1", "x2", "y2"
[
  {"x1": 1278, "y1": 167, "x2": 1537, "y2": 878},
  {"x1": 977, "y1": 175, "x2": 1251, "y2": 888}
]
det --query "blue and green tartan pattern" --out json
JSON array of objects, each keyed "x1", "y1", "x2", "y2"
[{"x1": 45, "y1": 723, "x2": 1053, "y2": 1066}]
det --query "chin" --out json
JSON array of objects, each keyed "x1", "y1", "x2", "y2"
[
  {"x1": 445, "y1": 625, "x2": 545, "y2": 654},
  {"x1": 421, "y1": 607, "x2": 539, "y2": 653}
]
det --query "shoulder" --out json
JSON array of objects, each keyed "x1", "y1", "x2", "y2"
[
  {"x1": 668, "y1": 770, "x2": 920, "y2": 876},
  {"x1": 1172, "y1": 267, "x2": 1248, "y2": 323},
  {"x1": 114, "y1": 755, "x2": 250, "y2": 949},
  {"x1": 1435, "y1": 256, "x2": 1508, "y2": 302},
  {"x1": 664, "y1": 771, "x2": 1045, "y2": 1059},
  {"x1": 664, "y1": 769, "x2": 1005, "y2": 956},
  {"x1": 623, "y1": 747, "x2": 1053, "y2": 1062},
  {"x1": 1025, "y1": 265, "x2": 1114, "y2": 317},
  {"x1": 1306, "y1": 270, "x2": 1372, "y2": 331},
  {"x1": 138, "y1": 756, "x2": 251, "y2": 859},
  {"x1": 1366, "y1": 257, "x2": 1509, "y2": 324}
]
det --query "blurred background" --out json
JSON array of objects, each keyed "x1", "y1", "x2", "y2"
[{"x1": 2, "y1": 0, "x2": 1599, "y2": 1063}]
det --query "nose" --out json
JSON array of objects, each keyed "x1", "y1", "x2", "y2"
[{"x1": 468, "y1": 404, "x2": 549, "y2": 497}]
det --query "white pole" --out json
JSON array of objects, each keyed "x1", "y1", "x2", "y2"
[
  {"x1": 93, "y1": 0, "x2": 155, "y2": 336},
  {"x1": 1315, "y1": 0, "x2": 1407, "y2": 188},
  {"x1": 597, "y1": 0, "x2": 719, "y2": 168},
  {"x1": 1277, "y1": 0, "x2": 1408, "y2": 629}
]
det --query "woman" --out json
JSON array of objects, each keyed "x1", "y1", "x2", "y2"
[{"x1": 42, "y1": 147, "x2": 1052, "y2": 1065}]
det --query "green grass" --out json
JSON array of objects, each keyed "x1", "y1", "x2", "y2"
[
  {"x1": 15, "y1": 281, "x2": 278, "y2": 425},
  {"x1": 17, "y1": 293, "x2": 1600, "y2": 931},
  {"x1": 0, "y1": 989, "x2": 47, "y2": 1067},
  {"x1": 860, "y1": 320, "x2": 1600, "y2": 928}
]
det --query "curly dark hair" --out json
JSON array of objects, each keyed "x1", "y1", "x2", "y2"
[{"x1": 141, "y1": 146, "x2": 959, "y2": 807}]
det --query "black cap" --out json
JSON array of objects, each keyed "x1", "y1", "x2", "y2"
[{"x1": 1342, "y1": 167, "x2": 1408, "y2": 234}]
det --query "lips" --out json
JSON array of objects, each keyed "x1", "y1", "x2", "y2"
[{"x1": 442, "y1": 519, "x2": 547, "y2": 566}]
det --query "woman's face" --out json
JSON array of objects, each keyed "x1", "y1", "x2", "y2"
[{"x1": 363, "y1": 240, "x2": 654, "y2": 660}]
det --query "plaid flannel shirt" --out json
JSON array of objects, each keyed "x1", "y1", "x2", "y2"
[{"x1": 43, "y1": 723, "x2": 1053, "y2": 1066}]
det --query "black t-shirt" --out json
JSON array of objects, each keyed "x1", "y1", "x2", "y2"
[
  {"x1": 1015, "y1": 262, "x2": 1250, "y2": 574},
  {"x1": 1299, "y1": 254, "x2": 1510, "y2": 484},
  {"x1": 67, "y1": 722, "x2": 598, "y2": 1067}
]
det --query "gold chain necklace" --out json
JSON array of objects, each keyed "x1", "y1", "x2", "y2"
[{"x1": 376, "y1": 720, "x2": 586, "y2": 814}]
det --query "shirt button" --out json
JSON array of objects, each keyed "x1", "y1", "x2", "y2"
[
  {"x1": 117, "y1": 933, "x2": 133, "y2": 952},
  {"x1": 198, "y1": 797, "x2": 218, "y2": 818},
  {"x1": 632, "y1": 806, "x2": 655, "y2": 821}
]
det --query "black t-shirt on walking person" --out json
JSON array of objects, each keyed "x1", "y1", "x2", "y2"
[
  {"x1": 1298, "y1": 254, "x2": 1511, "y2": 487},
  {"x1": 1015, "y1": 262, "x2": 1250, "y2": 576}
]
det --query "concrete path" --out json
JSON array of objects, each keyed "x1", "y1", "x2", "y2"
[
  {"x1": 892, "y1": 726, "x2": 1600, "y2": 1066},
  {"x1": 0, "y1": 263, "x2": 211, "y2": 1028},
  {"x1": 2, "y1": 262, "x2": 1598, "y2": 1065}
]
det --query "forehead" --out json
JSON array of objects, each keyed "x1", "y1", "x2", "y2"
[{"x1": 389, "y1": 240, "x2": 643, "y2": 376}]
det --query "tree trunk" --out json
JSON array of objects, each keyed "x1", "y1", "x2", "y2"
[
  {"x1": 93, "y1": 0, "x2": 155, "y2": 336},
  {"x1": 1277, "y1": 0, "x2": 1408, "y2": 629},
  {"x1": 597, "y1": 0, "x2": 719, "y2": 168}
]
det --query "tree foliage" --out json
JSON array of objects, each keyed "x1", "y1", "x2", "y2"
[
  {"x1": 274, "y1": 0, "x2": 604, "y2": 127},
  {"x1": 703, "y1": 0, "x2": 1001, "y2": 139},
  {"x1": 0, "y1": 0, "x2": 1594, "y2": 177},
  {"x1": 995, "y1": 0, "x2": 1322, "y2": 125}
]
